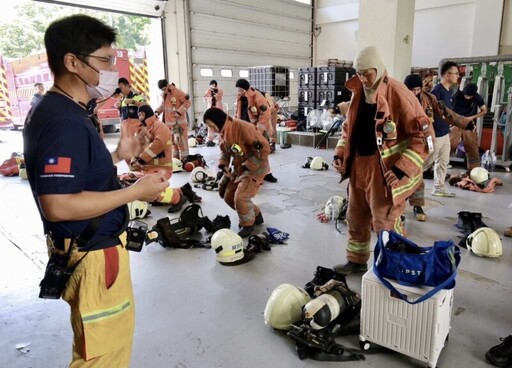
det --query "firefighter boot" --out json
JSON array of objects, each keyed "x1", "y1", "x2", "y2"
[
  {"x1": 469, "y1": 212, "x2": 487, "y2": 230},
  {"x1": 413, "y1": 206, "x2": 427, "y2": 222},
  {"x1": 255, "y1": 212, "x2": 264, "y2": 225},
  {"x1": 167, "y1": 194, "x2": 187, "y2": 213},
  {"x1": 181, "y1": 182, "x2": 202, "y2": 203},
  {"x1": 332, "y1": 262, "x2": 368, "y2": 276},
  {"x1": 238, "y1": 226, "x2": 254, "y2": 238},
  {"x1": 264, "y1": 173, "x2": 278, "y2": 183},
  {"x1": 485, "y1": 335, "x2": 512, "y2": 367},
  {"x1": 455, "y1": 211, "x2": 473, "y2": 234}
]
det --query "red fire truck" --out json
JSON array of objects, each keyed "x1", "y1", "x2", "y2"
[{"x1": 0, "y1": 49, "x2": 145, "y2": 132}]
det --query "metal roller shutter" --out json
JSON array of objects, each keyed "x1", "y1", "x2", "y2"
[{"x1": 189, "y1": 0, "x2": 312, "y2": 120}]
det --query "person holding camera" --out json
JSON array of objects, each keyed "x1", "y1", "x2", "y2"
[
  {"x1": 23, "y1": 15, "x2": 169, "y2": 367},
  {"x1": 155, "y1": 79, "x2": 191, "y2": 161},
  {"x1": 203, "y1": 79, "x2": 224, "y2": 146},
  {"x1": 203, "y1": 107, "x2": 270, "y2": 238}
]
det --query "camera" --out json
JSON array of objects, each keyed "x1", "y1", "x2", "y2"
[
  {"x1": 126, "y1": 220, "x2": 148, "y2": 252},
  {"x1": 39, "y1": 253, "x2": 74, "y2": 299}
]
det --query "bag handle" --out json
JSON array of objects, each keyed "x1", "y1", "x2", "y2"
[{"x1": 373, "y1": 264, "x2": 456, "y2": 305}]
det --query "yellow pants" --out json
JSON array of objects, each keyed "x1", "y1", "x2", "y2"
[{"x1": 62, "y1": 241, "x2": 134, "y2": 367}]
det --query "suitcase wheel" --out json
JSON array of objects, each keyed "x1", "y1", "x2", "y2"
[{"x1": 359, "y1": 340, "x2": 371, "y2": 351}]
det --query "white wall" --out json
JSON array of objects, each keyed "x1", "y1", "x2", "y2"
[
  {"x1": 315, "y1": 0, "x2": 505, "y2": 68},
  {"x1": 500, "y1": 0, "x2": 512, "y2": 54}
]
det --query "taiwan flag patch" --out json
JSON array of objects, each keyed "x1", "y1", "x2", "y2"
[{"x1": 44, "y1": 157, "x2": 72, "y2": 174}]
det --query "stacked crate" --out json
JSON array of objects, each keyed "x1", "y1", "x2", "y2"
[
  {"x1": 298, "y1": 67, "x2": 317, "y2": 127},
  {"x1": 297, "y1": 66, "x2": 355, "y2": 130},
  {"x1": 248, "y1": 66, "x2": 290, "y2": 99}
]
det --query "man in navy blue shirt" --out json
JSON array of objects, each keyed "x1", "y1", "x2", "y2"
[
  {"x1": 30, "y1": 82, "x2": 45, "y2": 107},
  {"x1": 23, "y1": 14, "x2": 168, "y2": 367},
  {"x1": 429, "y1": 61, "x2": 460, "y2": 197},
  {"x1": 450, "y1": 83, "x2": 488, "y2": 170}
]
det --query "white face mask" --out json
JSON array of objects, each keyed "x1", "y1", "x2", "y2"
[{"x1": 86, "y1": 70, "x2": 119, "y2": 99}]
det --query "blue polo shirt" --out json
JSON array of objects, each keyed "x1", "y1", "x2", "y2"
[
  {"x1": 24, "y1": 92, "x2": 126, "y2": 250},
  {"x1": 430, "y1": 83, "x2": 453, "y2": 137}
]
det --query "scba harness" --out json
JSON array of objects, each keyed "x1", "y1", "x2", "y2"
[{"x1": 286, "y1": 266, "x2": 366, "y2": 362}]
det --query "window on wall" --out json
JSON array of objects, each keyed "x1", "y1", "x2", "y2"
[
  {"x1": 239, "y1": 70, "x2": 249, "y2": 78},
  {"x1": 200, "y1": 68, "x2": 214, "y2": 77},
  {"x1": 289, "y1": 71, "x2": 295, "y2": 79},
  {"x1": 220, "y1": 69, "x2": 233, "y2": 78}
]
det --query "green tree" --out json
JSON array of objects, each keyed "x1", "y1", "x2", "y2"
[{"x1": 0, "y1": 1, "x2": 150, "y2": 59}]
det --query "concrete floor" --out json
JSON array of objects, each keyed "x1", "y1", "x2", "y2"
[{"x1": 0, "y1": 129, "x2": 510, "y2": 368}]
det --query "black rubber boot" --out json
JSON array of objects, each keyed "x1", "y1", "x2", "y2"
[
  {"x1": 238, "y1": 226, "x2": 254, "y2": 238},
  {"x1": 413, "y1": 206, "x2": 426, "y2": 222},
  {"x1": 486, "y1": 335, "x2": 512, "y2": 367},
  {"x1": 470, "y1": 212, "x2": 487, "y2": 230},
  {"x1": 167, "y1": 195, "x2": 187, "y2": 213},
  {"x1": 181, "y1": 183, "x2": 202, "y2": 203},
  {"x1": 332, "y1": 262, "x2": 368, "y2": 276},
  {"x1": 255, "y1": 212, "x2": 264, "y2": 225},
  {"x1": 264, "y1": 173, "x2": 278, "y2": 183},
  {"x1": 455, "y1": 211, "x2": 473, "y2": 234}
]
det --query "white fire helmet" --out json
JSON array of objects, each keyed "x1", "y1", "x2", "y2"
[
  {"x1": 127, "y1": 200, "x2": 149, "y2": 220},
  {"x1": 211, "y1": 229, "x2": 254, "y2": 265},
  {"x1": 470, "y1": 167, "x2": 490, "y2": 187},
  {"x1": 310, "y1": 156, "x2": 328, "y2": 171},
  {"x1": 172, "y1": 158, "x2": 183, "y2": 172},
  {"x1": 264, "y1": 284, "x2": 311, "y2": 330},
  {"x1": 190, "y1": 166, "x2": 209, "y2": 183},
  {"x1": 466, "y1": 227, "x2": 502, "y2": 258},
  {"x1": 303, "y1": 290, "x2": 346, "y2": 330},
  {"x1": 188, "y1": 137, "x2": 197, "y2": 147},
  {"x1": 324, "y1": 196, "x2": 346, "y2": 220}
]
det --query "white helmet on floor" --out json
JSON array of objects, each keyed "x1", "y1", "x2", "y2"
[
  {"x1": 188, "y1": 137, "x2": 197, "y2": 147},
  {"x1": 324, "y1": 196, "x2": 346, "y2": 220},
  {"x1": 127, "y1": 200, "x2": 149, "y2": 220},
  {"x1": 466, "y1": 227, "x2": 502, "y2": 258},
  {"x1": 470, "y1": 167, "x2": 490, "y2": 187},
  {"x1": 310, "y1": 156, "x2": 328, "y2": 171},
  {"x1": 172, "y1": 158, "x2": 183, "y2": 172},
  {"x1": 190, "y1": 167, "x2": 209, "y2": 183},
  {"x1": 264, "y1": 284, "x2": 311, "y2": 330},
  {"x1": 211, "y1": 229, "x2": 254, "y2": 265}
]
